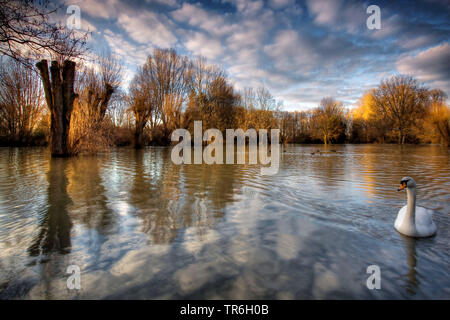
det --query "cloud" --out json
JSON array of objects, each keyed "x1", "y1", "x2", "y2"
[
  {"x1": 147, "y1": 0, "x2": 179, "y2": 6},
  {"x1": 103, "y1": 30, "x2": 148, "y2": 65},
  {"x1": 102, "y1": 29, "x2": 154, "y2": 87},
  {"x1": 172, "y1": 3, "x2": 236, "y2": 36},
  {"x1": 73, "y1": 0, "x2": 123, "y2": 19},
  {"x1": 264, "y1": 28, "x2": 366, "y2": 77},
  {"x1": 71, "y1": 0, "x2": 449, "y2": 109},
  {"x1": 184, "y1": 32, "x2": 223, "y2": 60},
  {"x1": 306, "y1": 0, "x2": 370, "y2": 34},
  {"x1": 398, "y1": 35, "x2": 434, "y2": 50},
  {"x1": 396, "y1": 43, "x2": 450, "y2": 93},
  {"x1": 306, "y1": 0, "x2": 342, "y2": 25},
  {"x1": 225, "y1": 19, "x2": 267, "y2": 51},
  {"x1": 117, "y1": 11, "x2": 177, "y2": 47},
  {"x1": 268, "y1": 0, "x2": 295, "y2": 9},
  {"x1": 224, "y1": 0, "x2": 264, "y2": 16}
]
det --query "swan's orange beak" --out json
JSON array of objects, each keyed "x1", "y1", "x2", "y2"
[{"x1": 397, "y1": 183, "x2": 406, "y2": 191}]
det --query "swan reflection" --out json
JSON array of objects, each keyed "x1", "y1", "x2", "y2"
[{"x1": 400, "y1": 235, "x2": 419, "y2": 295}]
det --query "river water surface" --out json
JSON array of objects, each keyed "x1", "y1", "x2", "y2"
[{"x1": 0, "y1": 144, "x2": 449, "y2": 299}]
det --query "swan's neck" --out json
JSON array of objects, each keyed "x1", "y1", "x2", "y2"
[{"x1": 406, "y1": 187, "x2": 416, "y2": 221}]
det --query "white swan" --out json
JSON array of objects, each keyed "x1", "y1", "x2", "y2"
[{"x1": 395, "y1": 177, "x2": 437, "y2": 238}]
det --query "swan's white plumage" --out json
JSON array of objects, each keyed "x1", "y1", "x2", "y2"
[
  {"x1": 394, "y1": 205, "x2": 437, "y2": 237},
  {"x1": 394, "y1": 177, "x2": 437, "y2": 238}
]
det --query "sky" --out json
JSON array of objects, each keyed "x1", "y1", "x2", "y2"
[{"x1": 60, "y1": 0, "x2": 450, "y2": 111}]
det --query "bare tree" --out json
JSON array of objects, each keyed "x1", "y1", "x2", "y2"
[
  {"x1": 0, "y1": 0, "x2": 87, "y2": 66},
  {"x1": 129, "y1": 64, "x2": 155, "y2": 149},
  {"x1": 65, "y1": 53, "x2": 123, "y2": 154},
  {"x1": 188, "y1": 57, "x2": 224, "y2": 96},
  {"x1": 426, "y1": 89, "x2": 450, "y2": 146},
  {"x1": 108, "y1": 90, "x2": 130, "y2": 128},
  {"x1": 241, "y1": 87, "x2": 256, "y2": 110},
  {"x1": 151, "y1": 49, "x2": 190, "y2": 141},
  {"x1": 1, "y1": 0, "x2": 88, "y2": 154},
  {"x1": 371, "y1": 75, "x2": 428, "y2": 144},
  {"x1": 183, "y1": 57, "x2": 227, "y2": 130},
  {"x1": 76, "y1": 53, "x2": 122, "y2": 123},
  {"x1": 311, "y1": 97, "x2": 345, "y2": 145},
  {"x1": 0, "y1": 57, "x2": 45, "y2": 142},
  {"x1": 130, "y1": 49, "x2": 190, "y2": 148},
  {"x1": 207, "y1": 75, "x2": 238, "y2": 131},
  {"x1": 256, "y1": 86, "x2": 279, "y2": 111}
]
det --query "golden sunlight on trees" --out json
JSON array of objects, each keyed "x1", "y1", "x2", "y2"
[
  {"x1": 1, "y1": 0, "x2": 87, "y2": 155},
  {"x1": 36, "y1": 59, "x2": 77, "y2": 156},
  {"x1": 1, "y1": 41, "x2": 449, "y2": 150},
  {"x1": 129, "y1": 63, "x2": 156, "y2": 149},
  {"x1": 0, "y1": 58, "x2": 45, "y2": 145},
  {"x1": 199, "y1": 75, "x2": 239, "y2": 132},
  {"x1": 349, "y1": 77, "x2": 449, "y2": 146},
  {"x1": 310, "y1": 97, "x2": 346, "y2": 145},
  {"x1": 69, "y1": 54, "x2": 122, "y2": 154},
  {"x1": 130, "y1": 48, "x2": 190, "y2": 148},
  {"x1": 1, "y1": 1, "x2": 448, "y2": 155},
  {"x1": 183, "y1": 58, "x2": 221, "y2": 129},
  {"x1": 350, "y1": 89, "x2": 390, "y2": 143},
  {"x1": 424, "y1": 90, "x2": 450, "y2": 146},
  {"x1": 371, "y1": 75, "x2": 428, "y2": 144}
]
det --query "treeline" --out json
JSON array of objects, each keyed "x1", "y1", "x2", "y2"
[
  {"x1": 350, "y1": 77, "x2": 450, "y2": 145},
  {"x1": 1, "y1": 48, "x2": 449, "y2": 151},
  {"x1": 280, "y1": 78, "x2": 450, "y2": 146},
  {"x1": 127, "y1": 50, "x2": 281, "y2": 148}
]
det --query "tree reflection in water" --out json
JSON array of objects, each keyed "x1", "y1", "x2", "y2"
[
  {"x1": 129, "y1": 148, "x2": 243, "y2": 245},
  {"x1": 28, "y1": 158, "x2": 72, "y2": 257}
]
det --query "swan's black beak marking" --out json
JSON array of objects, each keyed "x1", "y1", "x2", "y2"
[{"x1": 397, "y1": 182, "x2": 406, "y2": 191}]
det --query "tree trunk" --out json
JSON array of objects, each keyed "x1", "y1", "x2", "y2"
[
  {"x1": 36, "y1": 60, "x2": 77, "y2": 157},
  {"x1": 87, "y1": 83, "x2": 115, "y2": 123}
]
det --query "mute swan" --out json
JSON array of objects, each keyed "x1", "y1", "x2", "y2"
[{"x1": 395, "y1": 177, "x2": 437, "y2": 238}]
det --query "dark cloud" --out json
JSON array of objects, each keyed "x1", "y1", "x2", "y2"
[{"x1": 396, "y1": 43, "x2": 450, "y2": 93}]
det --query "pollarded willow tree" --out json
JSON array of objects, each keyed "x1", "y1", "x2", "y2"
[
  {"x1": 130, "y1": 48, "x2": 191, "y2": 148},
  {"x1": 1, "y1": 0, "x2": 88, "y2": 156},
  {"x1": 129, "y1": 64, "x2": 156, "y2": 149},
  {"x1": 183, "y1": 57, "x2": 227, "y2": 131},
  {"x1": 68, "y1": 54, "x2": 123, "y2": 154},
  {"x1": 36, "y1": 60, "x2": 77, "y2": 156},
  {"x1": 77, "y1": 54, "x2": 122, "y2": 124}
]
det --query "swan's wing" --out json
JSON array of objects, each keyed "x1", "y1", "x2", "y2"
[
  {"x1": 415, "y1": 207, "x2": 435, "y2": 225},
  {"x1": 415, "y1": 207, "x2": 437, "y2": 236},
  {"x1": 394, "y1": 205, "x2": 407, "y2": 229}
]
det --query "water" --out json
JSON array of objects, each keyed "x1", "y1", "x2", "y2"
[{"x1": 0, "y1": 144, "x2": 449, "y2": 299}]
